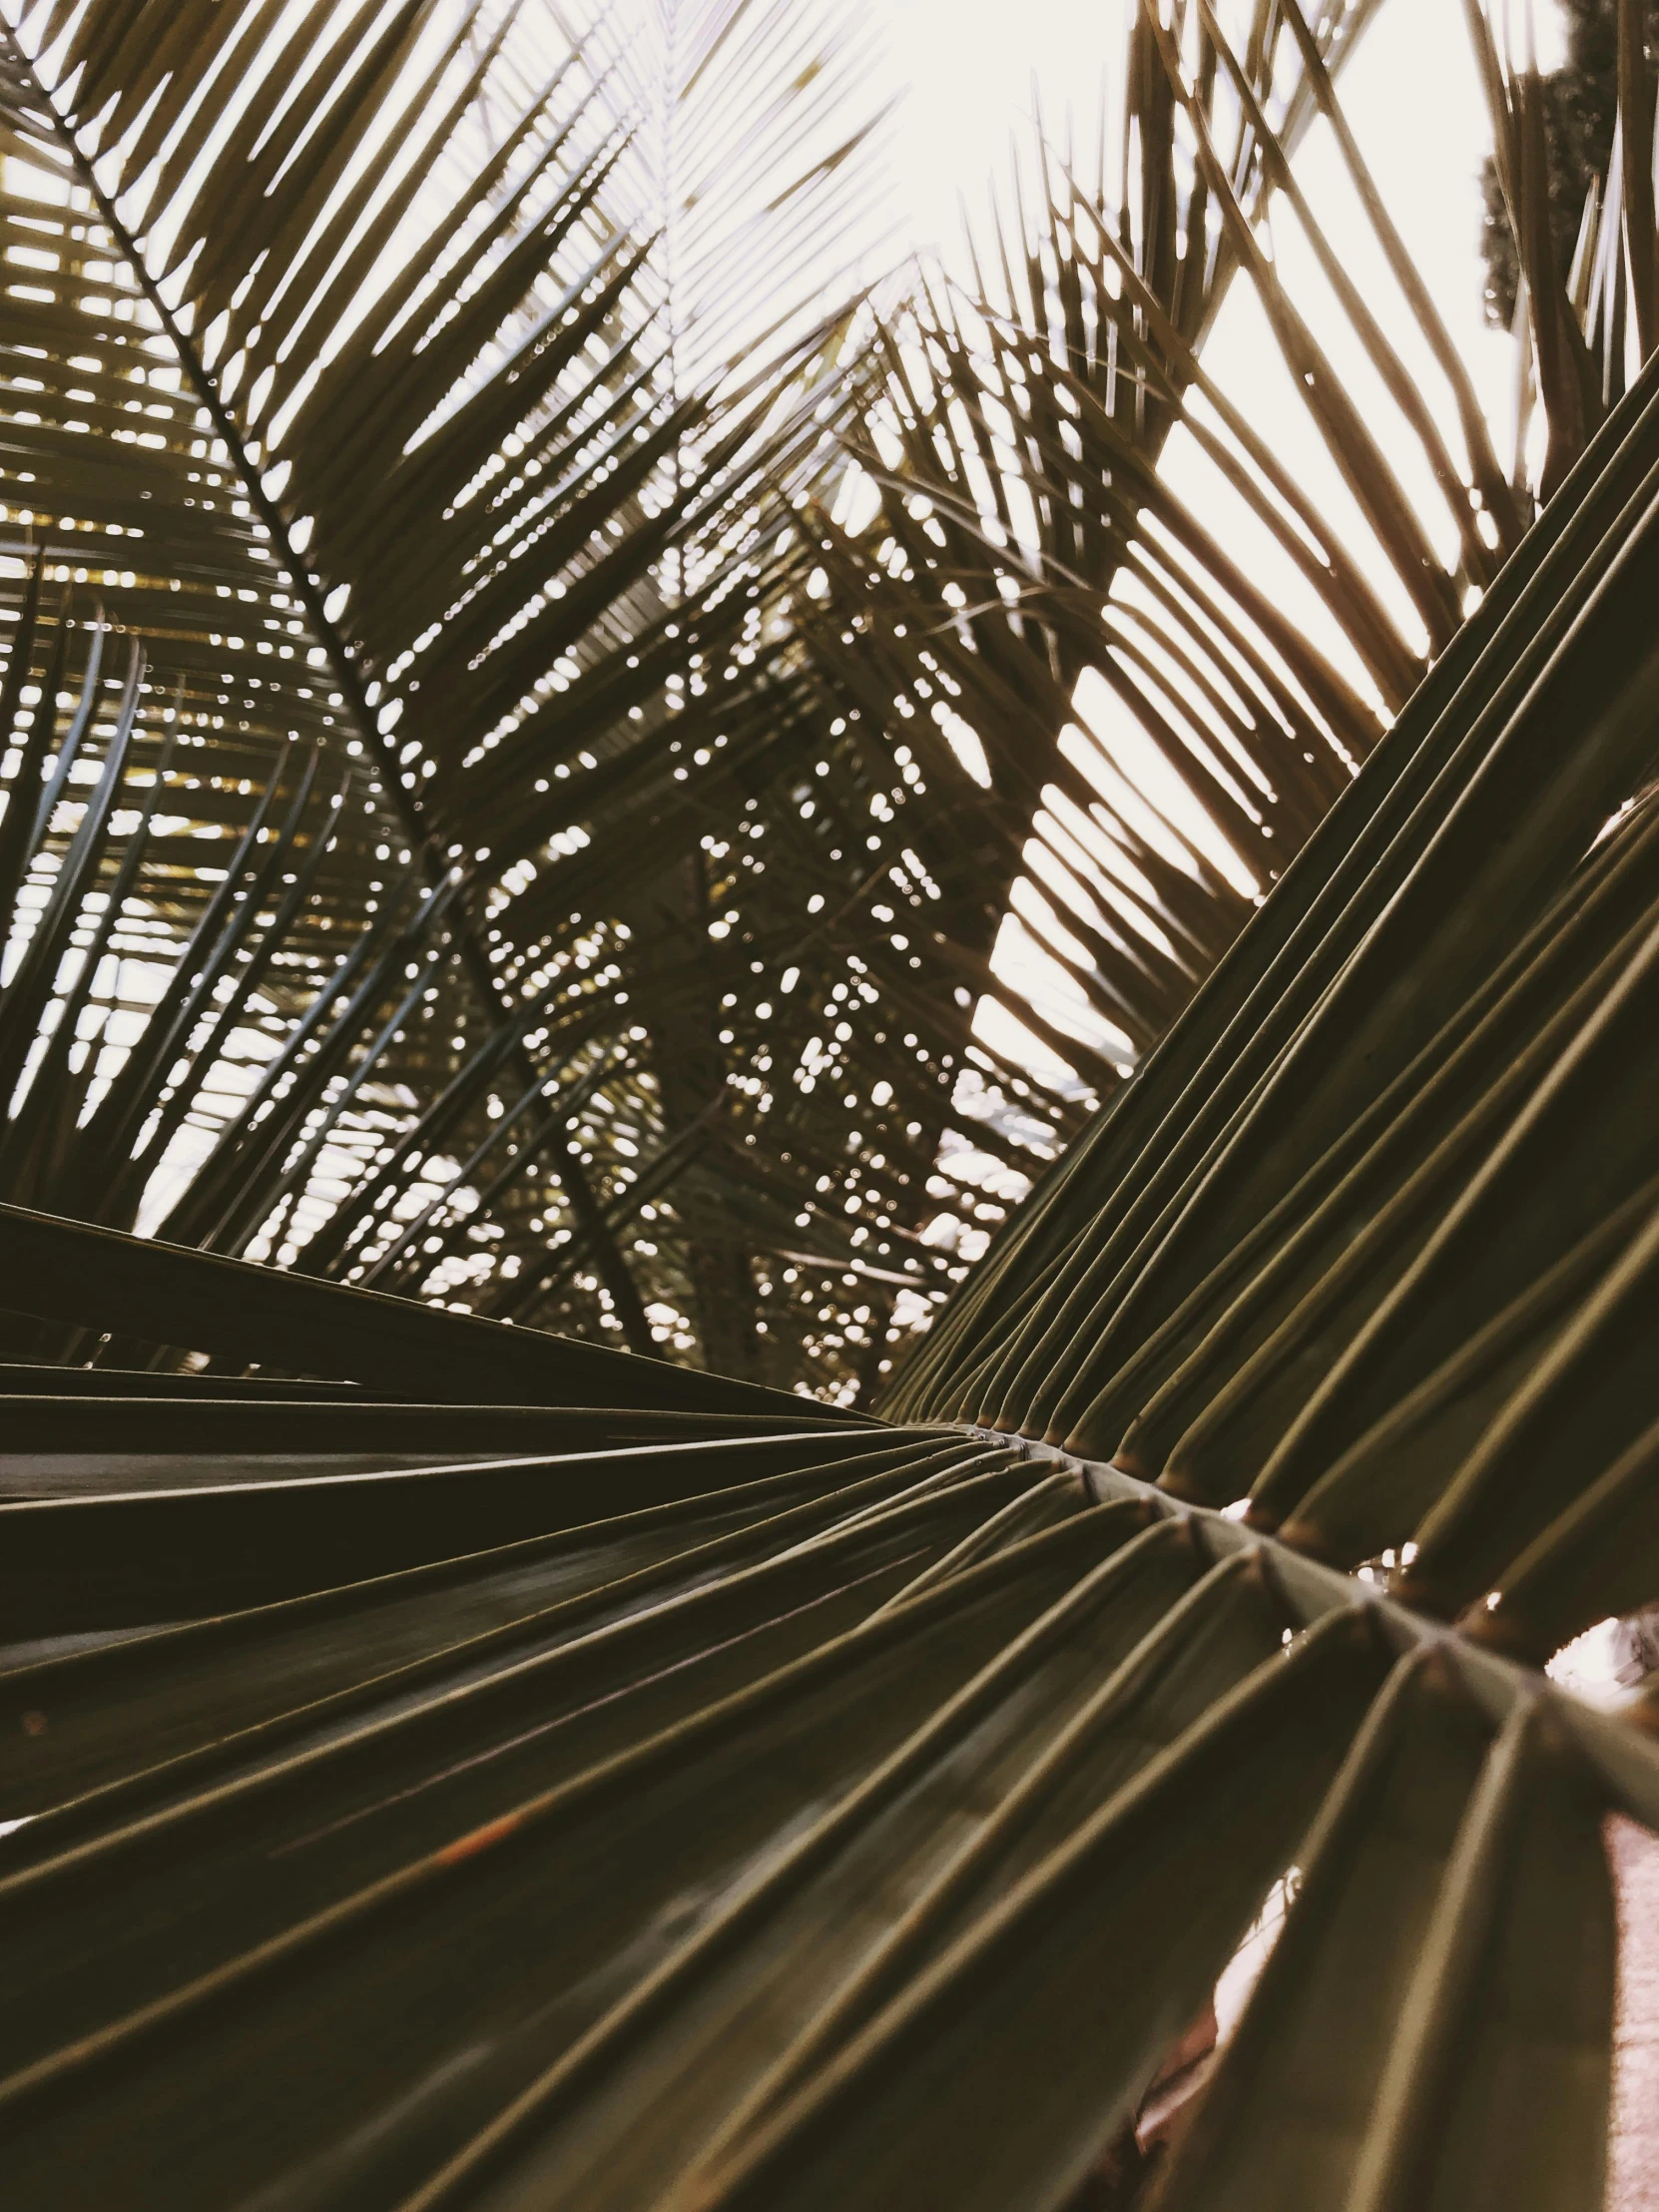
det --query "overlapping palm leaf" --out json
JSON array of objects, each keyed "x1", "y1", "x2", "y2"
[
  {"x1": 0, "y1": 0, "x2": 959, "y2": 1387},
  {"x1": 800, "y1": 0, "x2": 1539, "y2": 1183},
  {"x1": 3, "y1": 0, "x2": 1653, "y2": 1407},
  {"x1": 6, "y1": 4, "x2": 1659, "y2": 2207}
]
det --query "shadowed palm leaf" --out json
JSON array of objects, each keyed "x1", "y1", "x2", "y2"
[{"x1": 5, "y1": 8, "x2": 1659, "y2": 2207}]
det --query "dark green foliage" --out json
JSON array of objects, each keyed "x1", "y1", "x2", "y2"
[
  {"x1": 0, "y1": 1214, "x2": 1647, "y2": 2212},
  {"x1": 4, "y1": 13, "x2": 1659, "y2": 2203}
]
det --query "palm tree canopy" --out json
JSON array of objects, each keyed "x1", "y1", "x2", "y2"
[{"x1": 5, "y1": 3, "x2": 1659, "y2": 2209}]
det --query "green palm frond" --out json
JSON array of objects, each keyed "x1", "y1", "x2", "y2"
[
  {"x1": 0, "y1": 0, "x2": 945, "y2": 1385},
  {"x1": 0, "y1": 0, "x2": 1598, "y2": 1402},
  {"x1": 7, "y1": 2, "x2": 1659, "y2": 2206},
  {"x1": 805, "y1": 0, "x2": 1542, "y2": 1156}
]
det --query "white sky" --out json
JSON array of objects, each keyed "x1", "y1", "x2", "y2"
[
  {"x1": 879, "y1": 0, "x2": 1573, "y2": 474},
  {"x1": 884, "y1": 0, "x2": 1563, "y2": 323},
  {"x1": 877, "y1": 0, "x2": 1580, "y2": 549},
  {"x1": 872, "y1": 0, "x2": 1571, "y2": 1100}
]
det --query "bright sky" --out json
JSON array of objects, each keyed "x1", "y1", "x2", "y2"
[
  {"x1": 884, "y1": 1, "x2": 1561, "y2": 308},
  {"x1": 873, "y1": 0, "x2": 1569, "y2": 1103},
  {"x1": 879, "y1": 0, "x2": 1572, "y2": 497}
]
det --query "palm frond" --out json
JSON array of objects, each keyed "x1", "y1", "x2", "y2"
[
  {"x1": 4, "y1": 0, "x2": 1622, "y2": 1404},
  {"x1": 0, "y1": 0, "x2": 955, "y2": 1388},
  {"x1": 7, "y1": 3, "x2": 1659, "y2": 2204},
  {"x1": 886, "y1": 344, "x2": 1659, "y2": 1661},
  {"x1": 0, "y1": 1126, "x2": 1654, "y2": 2208},
  {"x1": 791, "y1": 0, "x2": 1531, "y2": 1240}
]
